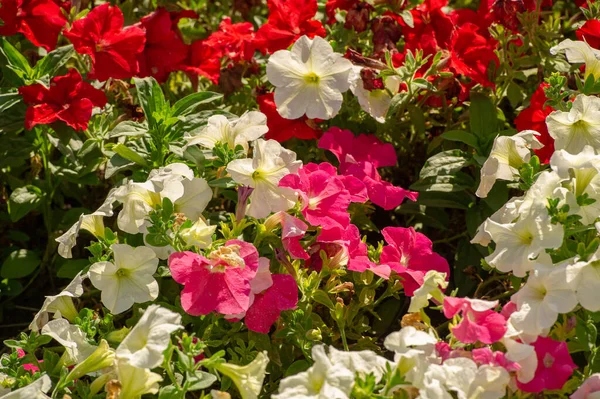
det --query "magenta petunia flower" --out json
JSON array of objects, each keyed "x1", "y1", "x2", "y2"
[
  {"x1": 472, "y1": 347, "x2": 520, "y2": 374},
  {"x1": 517, "y1": 336, "x2": 577, "y2": 393},
  {"x1": 443, "y1": 297, "x2": 507, "y2": 344},
  {"x1": 169, "y1": 240, "x2": 259, "y2": 316},
  {"x1": 318, "y1": 128, "x2": 418, "y2": 210},
  {"x1": 245, "y1": 274, "x2": 298, "y2": 334},
  {"x1": 379, "y1": 227, "x2": 449, "y2": 295}
]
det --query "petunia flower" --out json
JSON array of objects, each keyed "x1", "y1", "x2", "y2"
[
  {"x1": 214, "y1": 352, "x2": 269, "y2": 399},
  {"x1": 379, "y1": 227, "x2": 450, "y2": 296},
  {"x1": 184, "y1": 112, "x2": 268, "y2": 154},
  {"x1": 204, "y1": 17, "x2": 257, "y2": 62},
  {"x1": 116, "y1": 361, "x2": 162, "y2": 399},
  {"x1": 1, "y1": 374, "x2": 52, "y2": 399},
  {"x1": 509, "y1": 262, "x2": 577, "y2": 337},
  {"x1": 116, "y1": 305, "x2": 182, "y2": 369},
  {"x1": 577, "y1": 19, "x2": 600, "y2": 50},
  {"x1": 169, "y1": 240, "x2": 259, "y2": 316},
  {"x1": 546, "y1": 94, "x2": 600, "y2": 154},
  {"x1": 448, "y1": 22, "x2": 499, "y2": 87},
  {"x1": 566, "y1": 246, "x2": 600, "y2": 312},
  {"x1": 245, "y1": 274, "x2": 298, "y2": 334},
  {"x1": 41, "y1": 319, "x2": 97, "y2": 365},
  {"x1": 181, "y1": 218, "x2": 217, "y2": 249},
  {"x1": 476, "y1": 130, "x2": 543, "y2": 198},
  {"x1": 551, "y1": 39, "x2": 600, "y2": 81},
  {"x1": 264, "y1": 212, "x2": 309, "y2": 260},
  {"x1": 409, "y1": 270, "x2": 448, "y2": 313},
  {"x1": 183, "y1": 39, "x2": 222, "y2": 84},
  {"x1": 257, "y1": 92, "x2": 321, "y2": 143},
  {"x1": 572, "y1": 374, "x2": 600, "y2": 399},
  {"x1": 443, "y1": 297, "x2": 507, "y2": 344},
  {"x1": 0, "y1": 0, "x2": 67, "y2": 51},
  {"x1": 266, "y1": 35, "x2": 353, "y2": 120},
  {"x1": 136, "y1": 8, "x2": 193, "y2": 82},
  {"x1": 516, "y1": 336, "x2": 576, "y2": 393},
  {"x1": 319, "y1": 127, "x2": 418, "y2": 210},
  {"x1": 64, "y1": 3, "x2": 146, "y2": 81},
  {"x1": 227, "y1": 139, "x2": 302, "y2": 219},
  {"x1": 89, "y1": 244, "x2": 159, "y2": 315},
  {"x1": 349, "y1": 66, "x2": 399, "y2": 123},
  {"x1": 279, "y1": 163, "x2": 353, "y2": 230},
  {"x1": 255, "y1": 0, "x2": 326, "y2": 54},
  {"x1": 19, "y1": 69, "x2": 107, "y2": 131}
]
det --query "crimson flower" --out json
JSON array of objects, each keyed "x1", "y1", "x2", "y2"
[
  {"x1": 325, "y1": 0, "x2": 357, "y2": 24},
  {"x1": 448, "y1": 23, "x2": 499, "y2": 88},
  {"x1": 182, "y1": 40, "x2": 222, "y2": 85},
  {"x1": 515, "y1": 83, "x2": 554, "y2": 164},
  {"x1": 19, "y1": 69, "x2": 107, "y2": 131},
  {"x1": 64, "y1": 3, "x2": 146, "y2": 81},
  {"x1": 254, "y1": 0, "x2": 326, "y2": 54},
  {"x1": 136, "y1": 8, "x2": 196, "y2": 82},
  {"x1": 0, "y1": 0, "x2": 67, "y2": 51},
  {"x1": 205, "y1": 17, "x2": 257, "y2": 62},
  {"x1": 257, "y1": 93, "x2": 320, "y2": 142},
  {"x1": 577, "y1": 19, "x2": 600, "y2": 50}
]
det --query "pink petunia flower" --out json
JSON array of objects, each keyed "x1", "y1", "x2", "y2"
[
  {"x1": 572, "y1": 374, "x2": 600, "y2": 399},
  {"x1": 17, "y1": 348, "x2": 40, "y2": 373},
  {"x1": 517, "y1": 336, "x2": 577, "y2": 393},
  {"x1": 169, "y1": 240, "x2": 259, "y2": 316},
  {"x1": 265, "y1": 212, "x2": 309, "y2": 260},
  {"x1": 379, "y1": 227, "x2": 450, "y2": 295},
  {"x1": 472, "y1": 347, "x2": 520, "y2": 374},
  {"x1": 245, "y1": 274, "x2": 298, "y2": 333},
  {"x1": 443, "y1": 297, "x2": 507, "y2": 344},
  {"x1": 318, "y1": 128, "x2": 417, "y2": 210},
  {"x1": 279, "y1": 163, "x2": 353, "y2": 230}
]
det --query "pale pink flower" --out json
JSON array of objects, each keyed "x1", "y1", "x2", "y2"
[
  {"x1": 319, "y1": 127, "x2": 418, "y2": 210},
  {"x1": 443, "y1": 297, "x2": 507, "y2": 344},
  {"x1": 169, "y1": 240, "x2": 259, "y2": 316},
  {"x1": 572, "y1": 374, "x2": 600, "y2": 399},
  {"x1": 472, "y1": 348, "x2": 520, "y2": 374},
  {"x1": 380, "y1": 227, "x2": 450, "y2": 295},
  {"x1": 517, "y1": 336, "x2": 577, "y2": 393}
]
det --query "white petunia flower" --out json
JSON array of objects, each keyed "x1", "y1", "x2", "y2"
[
  {"x1": 89, "y1": 244, "x2": 159, "y2": 314},
  {"x1": 181, "y1": 218, "x2": 216, "y2": 249},
  {"x1": 174, "y1": 177, "x2": 212, "y2": 221},
  {"x1": 476, "y1": 130, "x2": 543, "y2": 198},
  {"x1": 214, "y1": 351, "x2": 269, "y2": 399},
  {"x1": 328, "y1": 347, "x2": 391, "y2": 382},
  {"x1": 115, "y1": 361, "x2": 162, "y2": 399},
  {"x1": 408, "y1": 271, "x2": 448, "y2": 313},
  {"x1": 483, "y1": 211, "x2": 564, "y2": 277},
  {"x1": 266, "y1": 35, "x2": 353, "y2": 120},
  {"x1": 30, "y1": 271, "x2": 87, "y2": 332},
  {"x1": 349, "y1": 66, "x2": 399, "y2": 123},
  {"x1": 471, "y1": 196, "x2": 522, "y2": 247},
  {"x1": 184, "y1": 112, "x2": 268, "y2": 153},
  {"x1": 41, "y1": 319, "x2": 97, "y2": 364},
  {"x1": 273, "y1": 345, "x2": 355, "y2": 399},
  {"x1": 383, "y1": 326, "x2": 437, "y2": 356},
  {"x1": 509, "y1": 262, "x2": 578, "y2": 337},
  {"x1": 551, "y1": 39, "x2": 600, "y2": 80},
  {"x1": 1, "y1": 375, "x2": 52, "y2": 399},
  {"x1": 501, "y1": 337, "x2": 537, "y2": 384},
  {"x1": 546, "y1": 94, "x2": 600, "y2": 154},
  {"x1": 56, "y1": 189, "x2": 117, "y2": 258},
  {"x1": 566, "y1": 247, "x2": 600, "y2": 312},
  {"x1": 227, "y1": 139, "x2": 302, "y2": 219},
  {"x1": 116, "y1": 305, "x2": 182, "y2": 369}
]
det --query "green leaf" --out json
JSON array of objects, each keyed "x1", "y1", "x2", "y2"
[
  {"x1": 171, "y1": 92, "x2": 223, "y2": 117},
  {"x1": 1, "y1": 249, "x2": 41, "y2": 279},
  {"x1": 158, "y1": 386, "x2": 184, "y2": 399},
  {"x1": 441, "y1": 130, "x2": 479, "y2": 149},
  {"x1": 208, "y1": 177, "x2": 236, "y2": 188},
  {"x1": 469, "y1": 91, "x2": 498, "y2": 138},
  {"x1": 0, "y1": 92, "x2": 22, "y2": 113},
  {"x1": 33, "y1": 45, "x2": 75, "y2": 78},
  {"x1": 0, "y1": 38, "x2": 32, "y2": 74},
  {"x1": 187, "y1": 371, "x2": 217, "y2": 391},
  {"x1": 57, "y1": 259, "x2": 88, "y2": 279},
  {"x1": 419, "y1": 150, "x2": 469, "y2": 179},
  {"x1": 112, "y1": 143, "x2": 150, "y2": 167},
  {"x1": 0, "y1": 279, "x2": 23, "y2": 297},
  {"x1": 8, "y1": 185, "x2": 43, "y2": 222},
  {"x1": 134, "y1": 77, "x2": 167, "y2": 128},
  {"x1": 105, "y1": 153, "x2": 135, "y2": 178},
  {"x1": 110, "y1": 120, "x2": 149, "y2": 138},
  {"x1": 312, "y1": 290, "x2": 335, "y2": 310}
]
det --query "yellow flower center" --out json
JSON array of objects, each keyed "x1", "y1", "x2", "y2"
[{"x1": 304, "y1": 72, "x2": 320, "y2": 85}]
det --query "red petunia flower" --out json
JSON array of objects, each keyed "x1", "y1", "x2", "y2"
[
  {"x1": 257, "y1": 93, "x2": 320, "y2": 142},
  {"x1": 19, "y1": 69, "x2": 106, "y2": 130},
  {"x1": 254, "y1": 0, "x2": 326, "y2": 54},
  {"x1": 325, "y1": 0, "x2": 357, "y2": 24},
  {"x1": 205, "y1": 17, "x2": 257, "y2": 62},
  {"x1": 64, "y1": 3, "x2": 146, "y2": 82},
  {"x1": 515, "y1": 83, "x2": 554, "y2": 164},
  {"x1": 448, "y1": 23, "x2": 499, "y2": 87},
  {"x1": 136, "y1": 8, "x2": 196, "y2": 82},
  {"x1": 577, "y1": 19, "x2": 600, "y2": 50},
  {"x1": 182, "y1": 40, "x2": 222, "y2": 85},
  {"x1": 19, "y1": 69, "x2": 107, "y2": 131},
  {"x1": 0, "y1": 0, "x2": 68, "y2": 51}
]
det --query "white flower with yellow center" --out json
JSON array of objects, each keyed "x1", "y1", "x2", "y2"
[
  {"x1": 551, "y1": 39, "x2": 600, "y2": 81},
  {"x1": 266, "y1": 35, "x2": 353, "y2": 120},
  {"x1": 227, "y1": 139, "x2": 302, "y2": 219},
  {"x1": 214, "y1": 352, "x2": 270, "y2": 399},
  {"x1": 181, "y1": 218, "x2": 217, "y2": 249},
  {"x1": 89, "y1": 244, "x2": 159, "y2": 314},
  {"x1": 566, "y1": 247, "x2": 600, "y2": 312},
  {"x1": 547, "y1": 94, "x2": 600, "y2": 154},
  {"x1": 115, "y1": 361, "x2": 162, "y2": 399},
  {"x1": 408, "y1": 271, "x2": 448, "y2": 313}
]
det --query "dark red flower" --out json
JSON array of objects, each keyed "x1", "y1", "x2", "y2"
[
  {"x1": 325, "y1": 0, "x2": 357, "y2": 24},
  {"x1": 64, "y1": 3, "x2": 146, "y2": 81},
  {"x1": 205, "y1": 17, "x2": 257, "y2": 62},
  {"x1": 136, "y1": 8, "x2": 195, "y2": 82},
  {"x1": 19, "y1": 69, "x2": 107, "y2": 131},
  {"x1": 254, "y1": 0, "x2": 326, "y2": 54},
  {"x1": 182, "y1": 40, "x2": 222, "y2": 85},
  {"x1": 258, "y1": 92, "x2": 320, "y2": 142},
  {"x1": 0, "y1": 0, "x2": 68, "y2": 51},
  {"x1": 371, "y1": 15, "x2": 402, "y2": 54},
  {"x1": 475, "y1": 0, "x2": 551, "y2": 32},
  {"x1": 577, "y1": 19, "x2": 600, "y2": 50},
  {"x1": 344, "y1": 2, "x2": 373, "y2": 32},
  {"x1": 448, "y1": 23, "x2": 499, "y2": 87},
  {"x1": 515, "y1": 83, "x2": 554, "y2": 164}
]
